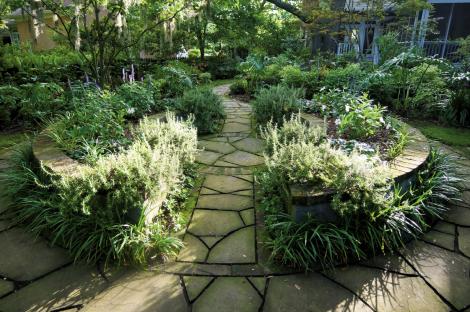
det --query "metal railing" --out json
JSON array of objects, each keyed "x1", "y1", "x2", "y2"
[
  {"x1": 336, "y1": 42, "x2": 359, "y2": 55},
  {"x1": 422, "y1": 40, "x2": 460, "y2": 61},
  {"x1": 336, "y1": 40, "x2": 461, "y2": 63}
]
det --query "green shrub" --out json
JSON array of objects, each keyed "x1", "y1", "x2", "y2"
[
  {"x1": 176, "y1": 88, "x2": 225, "y2": 134},
  {"x1": 337, "y1": 94, "x2": 386, "y2": 140},
  {"x1": 368, "y1": 52, "x2": 451, "y2": 118},
  {"x1": 188, "y1": 48, "x2": 201, "y2": 59},
  {"x1": 307, "y1": 88, "x2": 356, "y2": 117},
  {"x1": 260, "y1": 64, "x2": 282, "y2": 85},
  {"x1": 143, "y1": 75, "x2": 163, "y2": 104},
  {"x1": 279, "y1": 66, "x2": 305, "y2": 87},
  {"x1": 20, "y1": 82, "x2": 67, "y2": 126},
  {"x1": 0, "y1": 85, "x2": 22, "y2": 129},
  {"x1": 154, "y1": 65, "x2": 194, "y2": 98},
  {"x1": 252, "y1": 85, "x2": 303, "y2": 126},
  {"x1": 261, "y1": 114, "x2": 325, "y2": 154},
  {"x1": 0, "y1": 44, "x2": 84, "y2": 84},
  {"x1": 0, "y1": 44, "x2": 83, "y2": 72},
  {"x1": 48, "y1": 90, "x2": 128, "y2": 163},
  {"x1": 376, "y1": 32, "x2": 407, "y2": 64},
  {"x1": 113, "y1": 82, "x2": 157, "y2": 118},
  {"x1": 229, "y1": 79, "x2": 248, "y2": 95},
  {"x1": 198, "y1": 72, "x2": 212, "y2": 84},
  {"x1": 166, "y1": 60, "x2": 201, "y2": 77},
  {"x1": 205, "y1": 56, "x2": 240, "y2": 79},
  {"x1": 1, "y1": 113, "x2": 198, "y2": 265},
  {"x1": 323, "y1": 63, "x2": 367, "y2": 91},
  {"x1": 277, "y1": 66, "x2": 321, "y2": 99},
  {"x1": 407, "y1": 64, "x2": 450, "y2": 115},
  {"x1": 239, "y1": 55, "x2": 267, "y2": 93},
  {"x1": 447, "y1": 89, "x2": 470, "y2": 127},
  {"x1": 444, "y1": 71, "x2": 470, "y2": 126}
]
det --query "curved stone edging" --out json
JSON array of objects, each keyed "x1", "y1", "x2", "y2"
[
  {"x1": 290, "y1": 113, "x2": 431, "y2": 222},
  {"x1": 32, "y1": 112, "x2": 167, "y2": 176}
]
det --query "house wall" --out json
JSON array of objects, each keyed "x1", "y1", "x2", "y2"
[
  {"x1": 431, "y1": 3, "x2": 470, "y2": 40},
  {"x1": 15, "y1": 16, "x2": 57, "y2": 51},
  {"x1": 448, "y1": 3, "x2": 470, "y2": 39}
]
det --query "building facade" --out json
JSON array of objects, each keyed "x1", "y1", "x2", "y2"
[{"x1": 337, "y1": 0, "x2": 470, "y2": 62}]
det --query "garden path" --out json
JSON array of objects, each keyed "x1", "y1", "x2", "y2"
[
  {"x1": 177, "y1": 84, "x2": 264, "y2": 266},
  {"x1": 0, "y1": 85, "x2": 469, "y2": 311}
]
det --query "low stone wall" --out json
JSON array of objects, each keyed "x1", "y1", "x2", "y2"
[
  {"x1": 33, "y1": 112, "x2": 167, "y2": 177},
  {"x1": 33, "y1": 132, "x2": 84, "y2": 176},
  {"x1": 289, "y1": 113, "x2": 430, "y2": 222},
  {"x1": 32, "y1": 112, "x2": 167, "y2": 224}
]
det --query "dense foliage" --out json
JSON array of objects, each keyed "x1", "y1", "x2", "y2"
[
  {"x1": 1, "y1": 113, "x2": 198, "y2": 265},
  {"x1": 257, "y1": 119, "x2": 462, "y2": 270},
  {"x1": 176, "y1": 88, "x2": 225, "y2": 134},
  {"x1": 252, "y1": 85, "x2": 303, "y2": 126},
  {"x1": 228, "y1": 49, "x2": 469, "y2": 128},
  {"x1": 47, "y1": 89, "x2": 129, "y2": 164},
  {"x1": 1, "y1": 0, "x2": 468, "y2": 275},
  {"x1": 0, "y1": 82, "x2": 68, "y2": 129},
  {"x1": 0, "y1": 44, "x2": 84, "y2": 85}
]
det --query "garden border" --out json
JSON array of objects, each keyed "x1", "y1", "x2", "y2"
[{"x1": 288, "y1": 113, "x2": 430, "y2": 222}]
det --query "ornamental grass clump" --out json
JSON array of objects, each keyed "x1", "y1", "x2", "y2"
[
  {"x1": 1, "y1": 113, "x2": 198, "y2": 266},
  {"x1": 257, "y1": 120, "x2": 461, "y2": 270}
]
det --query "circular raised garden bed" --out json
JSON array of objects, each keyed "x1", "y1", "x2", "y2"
[
  {"x1": 32, "y1": 112, "x2": 167, "y2": 223},
  {"x1": 33, "y1": 112, "x2": 167, "y2": 175},
  {"x1": 287, "y1": 112, "x2": 430, "y2": 222}
]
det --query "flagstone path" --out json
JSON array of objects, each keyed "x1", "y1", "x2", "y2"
[
  {"x1": 0, "y1": 84, "x2": 469, "y2": 311},
  {"x1": 177, "y1": 85, "x2": 264, "y2": 266}
]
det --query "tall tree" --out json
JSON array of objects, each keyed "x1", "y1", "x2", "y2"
[
  {"x1": 17, "y1": 0, "x2": 186, "y2": 85},
  {"x1": 189, "y1": 0, "x2": 211, "y2": 61}
]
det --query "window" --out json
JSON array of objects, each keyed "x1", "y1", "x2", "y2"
[{"x1": 10, "y1": 32, "x2": 20, "y2": 45}]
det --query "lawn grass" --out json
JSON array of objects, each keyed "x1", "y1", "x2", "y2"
[
  {"x1": 203, "y1": 78, "x2": 236, "y2": 89},
  {"x1": 410, "y1": 120, "x2": 470, "y2": 146},
  {"x1": 409, "y1": 120, "x2": 470, "y2": 156}
]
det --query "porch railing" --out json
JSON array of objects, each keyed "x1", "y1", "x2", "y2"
[
  {"x1": 422, "y1": 40, "x2": 460, "y2": 62},
  {"x1": 336, "y1": 43, "x2": 359, "y2": 56},
  {"x1": 336, "y1": 40, "x2": 461, "y2": 63}
]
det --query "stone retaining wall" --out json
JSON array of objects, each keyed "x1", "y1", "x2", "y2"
[{"x1": 33, "y1": 112, "x2": 166, "y2": 177}]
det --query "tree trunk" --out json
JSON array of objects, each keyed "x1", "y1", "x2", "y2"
[
  {"x1": 199, "y1": 41, "x2": 205, "y2": 61},
  {"x1": 74, "y1": 1, "x2": 81, "y2": 51}
]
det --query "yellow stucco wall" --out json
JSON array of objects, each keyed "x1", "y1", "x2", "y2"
[{"x1": 15, "y1": 16, "x2": 57, "y2": 51}]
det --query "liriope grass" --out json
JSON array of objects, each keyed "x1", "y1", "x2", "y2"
[{"x1": 265, "y1": 213, "x2": 363, "y2": 270}]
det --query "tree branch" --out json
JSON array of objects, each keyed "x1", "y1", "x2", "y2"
[
  {"x1": 123, "y1": 5, "x2": 186, "y2": 49},
  {"x1": 265, "y1": 0, "x2": 312, "y2": 23}
]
